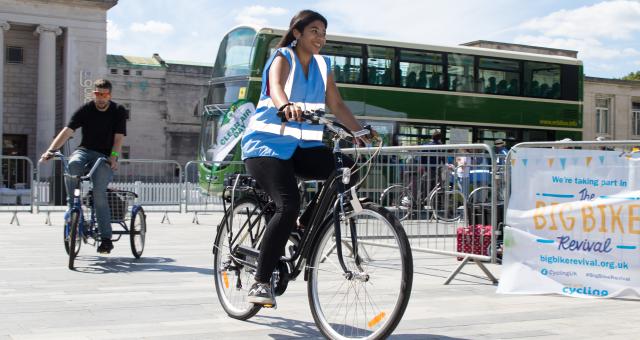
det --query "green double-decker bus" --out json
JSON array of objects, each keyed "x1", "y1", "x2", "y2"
[{"x1": 198, "y1": 25, "x2": 583, "y2": 186}]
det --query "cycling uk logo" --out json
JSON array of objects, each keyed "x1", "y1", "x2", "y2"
[{"x1": 562, "y1": 285, "x2": 609, "y2": 297}]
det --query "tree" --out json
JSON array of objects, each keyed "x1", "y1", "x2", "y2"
[{"x1": 622, "y1": 71, "x2": 640, "y2": 81}]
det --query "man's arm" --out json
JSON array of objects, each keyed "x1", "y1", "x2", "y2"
[
  {"x1": 109, "y1": 133, "x2": 125, "y2": 170},
  {"x1": 39, "y1": 127, "x2": 74, "y2": 162}
]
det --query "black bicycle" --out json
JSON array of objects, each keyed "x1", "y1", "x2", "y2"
[{"x1": 212, "y1": 111, "x2": 413, "y2": 340}]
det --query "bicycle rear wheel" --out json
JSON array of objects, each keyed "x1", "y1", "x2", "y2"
[
  {"x1": 379, "y1": 185, "x2": 412, "y2": 221},
  {"x1": 428, "y1": 186, "x2": 465, "y2": 222},
  {"x1": 130, "y1": 207, "x2": 146, "y2": 259},
  {"x1": 307, "y1": 202, "x2": 413, "y2": 339},
  {"x1": 67, "y1": 211, "x2": 81, "y2": 270},
  {"x1": 213, "y1": 198, "x2": 266, "y2": 320}
]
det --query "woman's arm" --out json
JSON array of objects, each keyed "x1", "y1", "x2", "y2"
[{"x1": 269, "y1": 54, "x2": 303, "y2": 121}]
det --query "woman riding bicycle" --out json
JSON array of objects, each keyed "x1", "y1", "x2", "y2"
[{"x1": 240, "y1": 9, "x2": 372, "y2": 306}]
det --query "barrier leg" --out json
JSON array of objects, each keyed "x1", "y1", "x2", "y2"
[
  {"x1": 10, "y1": 211, "x2": 20, "y2": 226},
  {"x1": 161, "y1": 211, "x2": 171, "y2": 224},
  {"x1": 45, "y1": 211, "x2": 52, "y2": 226},
  {"x1": 444, "y1": 255, "x2": 498, "y2": 285},
  {"x1": 192, "y1": 212, "x2": 199, "y2": 224},
  {"x1": 444, "y1": 256, "x2": 470, "y2": 285}
]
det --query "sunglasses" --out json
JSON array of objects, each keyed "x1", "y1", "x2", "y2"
[{"x1": 93, "y1": 91, "x2": 111, "y2": 98}]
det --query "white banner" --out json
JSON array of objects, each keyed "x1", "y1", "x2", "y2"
[
  {"x1": 209, "y1": 100, "x2": 255, "y2": 162},
  {"x1": 497, "y1": 147, "x2": 640, "y2": 298}
]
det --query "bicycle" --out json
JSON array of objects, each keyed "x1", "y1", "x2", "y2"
[
  {"x1": 212, "y1": 111, "x2": 413, "y2": 340},
  {"x1": 49, "y1": 151, "x2": 147, "y2": 270},
  {"x1": 380, "y1": 165, "x2": 465, "y2": 222}
]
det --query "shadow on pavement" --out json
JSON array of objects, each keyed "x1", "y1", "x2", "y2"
[
  {"x1": 71, "y1": 256, "x2": 212, "y2": 275},
  {"x1": 253, "y1": 315, "x2": 461, "y2": 340}
]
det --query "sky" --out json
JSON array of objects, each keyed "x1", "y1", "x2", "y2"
[{"x1": 107, "y1": 0, "x2": 640, "y2": 78}]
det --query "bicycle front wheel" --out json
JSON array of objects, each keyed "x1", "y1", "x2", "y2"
[
  {"x1": 379, "y1": 185, "x2": 411, "y2": 221},
  {"x1": 213, "y1": 198, "x2": 266, "y2": 320},
  {"x1": 64, "y1": 213, "x2": 81, "y2": 256},
  {"x1": 67, "y1": 211, "x2": 81, "y2": 270},
  {"x1": 130, "y1": 207, "x2": 146, "y2": 259},
  {"x1": 308, "y1": 202, "x2": 413, "y2": 340}
]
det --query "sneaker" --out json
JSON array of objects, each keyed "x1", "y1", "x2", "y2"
[
  {"x1": 247, "y1": 281, "x2": 275, "y2": 305},
  {"x1": 97, "y1": 238, "x2": 113, "y2": 254}
]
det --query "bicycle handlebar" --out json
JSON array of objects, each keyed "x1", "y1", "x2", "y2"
[
  {"x1": 277, "y1": 109, "x2": 375, "y2": 141},
  {"x1": 47, "y1": 150, "x2": 109, "y2": 181}
]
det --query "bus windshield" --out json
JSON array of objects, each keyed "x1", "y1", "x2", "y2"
[{"x1": 212, "y1": 27, "x2": 256, "y2": 78}]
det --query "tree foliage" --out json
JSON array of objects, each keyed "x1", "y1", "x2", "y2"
[{"x1": 622, "y1": 71, "x2": 640, "y2": 81}]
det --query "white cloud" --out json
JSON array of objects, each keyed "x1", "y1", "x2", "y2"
[
  {"x1": 518, "y1": 0, "x2": 640, "y2": 40},
  {"x1": 130, "y1": 20, "x2": 174, "y2": 34},
  {"x1": 234, "y1": 6, "x2": 288, "y2": 27},
  {"x1": 107, "y1": 20, "x2": 122, "y2": 41}
]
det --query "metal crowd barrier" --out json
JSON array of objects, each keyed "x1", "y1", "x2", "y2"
[
  {"x1": 344, "y1": 144, "x2": 500, "y2": 284},
  {"x1": 36, "y1": 158, "x2": 182, "y2": 224},
  {"x1": 112, "y1": 159, "x2": 182, "y2": 223},
  {"x1": 183, "y1": 160, "x2": 245, "y2": 223},
  {"x1": 0, "y1": 155, "x2": 34, "y2": 225}
]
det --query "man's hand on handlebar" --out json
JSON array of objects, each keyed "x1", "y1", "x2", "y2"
[{"x1": 39, "y1": 149, "x2": 56, "y2": 163}]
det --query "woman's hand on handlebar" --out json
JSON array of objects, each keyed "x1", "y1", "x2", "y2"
[
  {"x1": 282, "y1": 103, "x2": 304, "y2": 122},
  {"x1": 355, "y1": 125, "x2": 380, "y2": 146}
]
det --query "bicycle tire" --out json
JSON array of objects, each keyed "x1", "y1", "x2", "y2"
[
  {"x1": 427, "y1": 186, "x2": 465, "y2": 222},
  {"x1": 130, "y1": 207, "x2": 146, "y2": 259},
  {"x1": 64, "y1": 214, "x2": 81, "y2": 256},
  {"x1": 68, "y1": 211, "x2": 81, "y2": 270},
  {"x1": 213, "y1": 197, "x2": 265, "y2": 320},
  {"x1": 379, "y1": 185, "x2": 412, "y2": 221},
  {"x1": 307, "y1": 202, "x2": 413, "y2": 340}
]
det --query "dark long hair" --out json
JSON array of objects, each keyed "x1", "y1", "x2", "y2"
[{"x1": 276, "y1": 10, "x2": 328, "y2": 48}]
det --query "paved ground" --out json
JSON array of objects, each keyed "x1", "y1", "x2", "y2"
[{"x1": 1, "y1": 211, "x2": 640, "y2": 339}]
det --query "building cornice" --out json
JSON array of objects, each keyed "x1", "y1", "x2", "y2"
[{"x1": 29, "y1": 0, "x2": 118, "y2": 10}]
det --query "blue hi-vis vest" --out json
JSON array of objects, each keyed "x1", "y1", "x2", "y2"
[{"x1": 241, "y1": 47, "x2": 330, "y2": 160}]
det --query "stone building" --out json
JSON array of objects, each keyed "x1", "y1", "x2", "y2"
[
  {"x1": 583, "y1": 77, "x2": 640, "y2": 142},
  {"x1": 106, "y1": 54, "x2": 211, "y2": 166},
  {"x1": 1, "y1": 0, "x2": 117, "y2": 160}
]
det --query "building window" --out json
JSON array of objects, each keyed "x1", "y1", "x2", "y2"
[
  {"x1": 121, "y1": 146, "x2": 130, "y2": 159},
  {"x1": 123, "y1": 103, "x2": 131, "y2": 120},
  {"x1": 595, "y1": 97, "x2": 611, "y2": 134},
  {"x1": 633, "y1": 102, "x2": 640, "y2": 136},
  {"x1": 123, "y1": 69, "x2": 130, "y2": 76},
  {"x1": 6, "y1": 46, "x2": 24, "y2": 64},
  {"x1": 135, "y1": 70, "x2": 143, "y2": 76},
  {"x1": 110, "y1": 68, "x2": 118, "y2": 75}
]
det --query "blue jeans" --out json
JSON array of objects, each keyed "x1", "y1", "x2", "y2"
[{"x1": 65, "y1": 148, "x2": 113, "y2": 239}]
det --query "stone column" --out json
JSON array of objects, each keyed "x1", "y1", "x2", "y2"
[
  {"x1": 34, "y1": 25, "x2": 62, "y2": 159},
  {"x1": 0, "y1": 21, "x2": 10, "y2": 153}
]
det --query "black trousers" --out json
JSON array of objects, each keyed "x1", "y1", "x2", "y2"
[{"x1": 245, "y1": 146, "x2": 355, "y2": 283}]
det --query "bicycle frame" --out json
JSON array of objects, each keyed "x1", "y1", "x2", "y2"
[
  {"x1": 220, "y1": 111, "x2": 380, "y2": 282},
  {"x1": 54, "y1": 151, "x2": 109, "y2": 240}
]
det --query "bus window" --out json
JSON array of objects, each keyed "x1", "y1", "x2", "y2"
[
  {"x1": 478, "y1": 58, "x2": 520, "y2": 95},
  {"x1": 524, "y1": 61, "x2": 561, "y2": 99},
  {"x1": 399, "y1": 50, "x2": 443, "y2": 89},
  {"x1": 322, "y1": 42, "x2": 363, "y2": 83},
  {"x1": 212, "y1": 27, "x2": 255, "y2": 78},
  {"x1": 447, "y1": 54, "x2": 475, "y2": 92},
  {"x1": 367, "y1": 46, "x2": 395, "y2": 86}
]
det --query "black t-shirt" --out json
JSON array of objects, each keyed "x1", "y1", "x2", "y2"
[{"x1": 67, "y1": 101, "x2": 128, "y2": 156}]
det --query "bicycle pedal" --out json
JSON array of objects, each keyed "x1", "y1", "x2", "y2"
[{"x1": 262, "y1": 303, "x2": 277, "y2": 309}]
